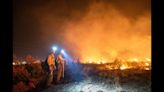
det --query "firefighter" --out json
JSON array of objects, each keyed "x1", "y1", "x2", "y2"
[
  {"x1": 46, "y1": 52, "x2": 56, "y2": 87},
  {"x1": 56, "y1": 54, "x2": 65, "y2": 83}
]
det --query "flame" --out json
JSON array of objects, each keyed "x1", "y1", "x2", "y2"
[
  {"x1": 82, "y1": 57, "x2": 151, "y2": 71},
  {"x1": 145, "y1": 62, "x2": 149, "y2": 66},
  {"x1": 61, "y1": 3, "x2": 151, "y2": 64},
  {"x1": 145, "y1": 68, "x2": 150, "y2": 70},
  {"x1": 35, "y1": 1, "x2": 151, "y2": 65},
  {"x1": 120, "y1": 65, "x2": 128, "y2": 70},
  {"x1": 83, "y1": 57, "x2": 151, "y2": 64},
  {"x1": 146, "y1": 58, "x2": 151, "y2": 62},
  {"x1": 133, "y1": 58, "x2": 139, "y2": 62}
]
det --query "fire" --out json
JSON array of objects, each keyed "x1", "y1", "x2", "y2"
[
  {"x1": 146, "y1": 58, "x2": 151, "y2": 62},
  {"x1": 120, "y1": 65, "x2": 128, "y2": 70},
  {"x1": 145, "y1": 68, "x2": 150, "y2": 70},
  {"x1": 83, "y1": 57, "x2": 151, "y2": 64},
  {"x1": 81, "y1": 57, "x2": 151, "y2": 71},
  {"x1": 101, "y1": 60, "x2": 106, "y2": 64},
  {"x1": 145, "y1": 62, "x2": 149, "y2": 66},
  {"x1": 36, "y1": 1, "x2": 151, "y2": 67},
  {"x1": 133, "y1": 58, "x2": 139, "y2": 62},
  {"x1": 88, "y1": 59, "x2": 93, "y2": 64}
]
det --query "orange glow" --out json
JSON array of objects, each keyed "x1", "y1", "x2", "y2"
[
  {"x1": 98, "y1": 60, "x2": 151, "y2": 70},
  {"x1": 133, "y1": 58, "x2": 138, "y2": 62},
  {"x1": 120, "y1": 65, "x2": 128, "y2": 70},
  {"x1": 145, "y1": 68, "x2": 150, "y2": 70},
  {"x1": 145, "y1": 62, "x2": 149, "y2": 66},
  {"x1": 36, "y1": 2, "x2": 151, "y2": 65},
  {"x1": 81, "y1": 57, "x2": 151, "y2": 70},
  {"x1": 62, "y1": 3, "x2": 151, "y2": 64},
  {"x1": 146, "y1": 58, "x2": 151, "y2": 62}
]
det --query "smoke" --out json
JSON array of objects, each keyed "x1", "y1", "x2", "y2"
[
  {"x1": 31, "y1": 0, "x2": 151, "y2": 62},
  {"x1": 62, "y1": 2, "x2": 151, "y2": 62}
]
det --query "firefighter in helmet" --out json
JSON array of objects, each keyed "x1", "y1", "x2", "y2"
[
  {"x1": 56, "y1": 54, "x2": 65, "y2": 83},
  {"x1": 46, "y1": 52, "x2": 56, "y2": 87}
]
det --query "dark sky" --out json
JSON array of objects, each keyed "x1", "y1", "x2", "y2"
[{"x1": 13, "y1": 0, "x2": 150, "y2": 59}]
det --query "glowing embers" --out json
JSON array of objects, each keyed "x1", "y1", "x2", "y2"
[
  {"x1": 133, "y1": 58, "x2": 139, "y2": 62},
  {"x1": 22, "y1": 61, "x2": 27, "y2": 64},
  {"x1": 145, "y1": 68, "x2": 150, "y2": 70},
  {"x1": 81, "y1": 57, "x2": 151, "y2": 70},
  {"x1": 120, "y1": 64, "x2": 130, "y2": 70},
  {"x1": 145, "y1": 62, "x2": 150, "y2": 66},
  {"x1": 145, "y1": 58, "x2": 151, "y2": 62},
  {"x1": 83, "y1": 57, "x2": 151, "y2": 64},
  {"x1": 97, "y1": 61, "x2": 151, "y2": 71}
]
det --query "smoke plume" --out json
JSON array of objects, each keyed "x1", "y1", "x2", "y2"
[{"x1": 61, "y1": 2, "x2": 151, "y2": 62}]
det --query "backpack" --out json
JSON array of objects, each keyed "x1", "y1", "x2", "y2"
[
  {"x1": 42, "y1": 57, "x2": 49, "y2": 72},
  {"x1": 55, "y1": 57, "x2": 58, "y2": 71}
]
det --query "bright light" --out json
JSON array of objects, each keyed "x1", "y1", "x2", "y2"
[
  {"x1": 101, "y1": 60, "x2": 106, "y2": 64},
  {"x1": 97, "y1": 62, "x2": 101, "y2": 64},
  {"x1": 22, "y1": 61, "x2": 27, "y2": 64},
  {"x1": 120, "y1": 65, "x2": 127, "y2": 70},
  {"x1": 145, "y1": 68, "x2": 150, "y2": 70},
  {"x1": 52, "y1": 46, "x2": 57, "y2": 52},
  {"x1": 146, "y1": 58, "x2": 151, "y2": 61},
  {"x1": 61, "y1": 49, "x2": 65, "y2": 54},
  {"x1": 13, "y1": 62, "x2": 16, "y2": 65},
  {"x1": 145, "y1": 62, "x2": 149, "y2": 66},
  {"x1": 89, "y1": 59, "x2": 93, "y2": 63},
  {"x1": 133, "y1": 58, "x2": 138, "y2": 62}
]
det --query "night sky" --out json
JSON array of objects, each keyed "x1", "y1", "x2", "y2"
[{"x1": 13, "y1": 0, "x2": 150, "y2": 60}]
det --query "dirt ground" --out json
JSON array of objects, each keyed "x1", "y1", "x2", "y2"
[{"x1": 41, "y1": 64, "x2": 151, "y2": 92}]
